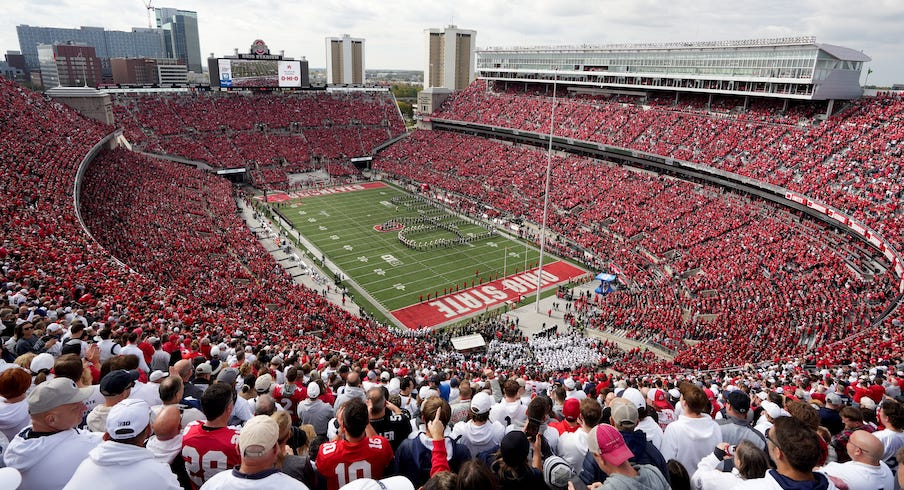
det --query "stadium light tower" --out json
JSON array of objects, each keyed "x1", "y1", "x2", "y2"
[{"x1": 535, "y1": 69, "x2": 557, "y2": 311}]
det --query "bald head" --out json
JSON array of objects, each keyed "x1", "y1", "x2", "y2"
[
  {"x1": 172, "y1": 359, "x2": 192, "y2": 381},
  {"x1": 154, "y1": 405, "x2": 182, "y2": 441},
  {"x1": 849, "y1": 430, "x2": 884, "y2": 465},
  {"x1": 346, "y1": 372, "x2": 360, "y2": 387}
]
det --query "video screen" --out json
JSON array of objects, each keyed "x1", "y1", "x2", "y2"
[{"x1": 218, "y1": 59, "x2": 302, "y2": 88}]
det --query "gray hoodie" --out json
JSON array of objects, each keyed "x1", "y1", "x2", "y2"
[
  {"x1": 600, "y1": 464, "x2": 670, "y2": 490},
  {"x1": 333, "y1": 384, "x2": 366, "y2": 411}
]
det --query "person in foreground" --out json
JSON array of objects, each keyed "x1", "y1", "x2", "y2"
[
  {"x1": 200, "y1": 415, "x2": 309, "y2": 489},
  {"x1": 818, "y1": 430, "x2": 894, "y2": 490},
  {"x1": 731, "y1": 416, "x2": 838, "y2": 490},
  {"x1": 3, "y1": 377, "x2": 102, "y2": 490},
  {"x1": 573, "y1": 423, "x2": 669, "y2": 489},
  {"x1": 64, "y1": 398, "x2": 180, "y2": 489}
]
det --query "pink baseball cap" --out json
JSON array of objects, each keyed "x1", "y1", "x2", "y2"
[{"x1": 587, "y1": 424, "x2": 634, "y2": 467}]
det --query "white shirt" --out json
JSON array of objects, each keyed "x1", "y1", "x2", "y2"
[
  {"x1": 63, "y1": 440, "x2": 181, "y2": 490},
  {"x1": 489, "y1": 399, "x2": 527, "y2": 429},
  {"x1": 637, "y1": 416, "x2": 664, "y2": 451},
  {"x1": 4, "y1": 427, "x2": 102, "y2": 490},
  {"x1": 873, "y1": 428, "x2": 904, "y2": 462},
  {"x1": 200, "y1": 468, "x2": 309, "y2": 489},
  {"x1": 692, "y1": 452, "x2": 744, "y2": 490},
  {"x1": 819, "y1": 460, "x2": 894, "y2": 490},
  {"x1": 120, "y1": 344, "x2": 150, "y2": 373},
  {"x1": 557, "y1": 427, "x2": 591, "y2": 469},
  {"x1": 661, "y1": 414, "x2": 722, "y2": 478}
]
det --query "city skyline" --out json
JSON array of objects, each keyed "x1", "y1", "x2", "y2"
[{"x1": 4, "y1": 0, "x2": 903, "y2": 86}]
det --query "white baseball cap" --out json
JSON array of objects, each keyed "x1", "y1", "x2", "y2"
[
  {"x1": 307, "y1": 381, "x2": 321, "y2": 399},
  {"x1": 106, "y1": 398, "x2": 151, "y2": 440},
  {"x1": 470, "y1": 391, "x2": 493, "y2": 415},
  {"x1": 340, "y1": 476, "x2": 414, "y2": 490},
  {"x1": 621, "y1": 388, "x2": 646, "y2": 411},
  {"x1": 0, "y1": 467, "x2": 22, "y2": 490}
]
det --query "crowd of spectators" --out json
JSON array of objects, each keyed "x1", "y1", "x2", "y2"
[
  {"x1": 112, "y1": 90, "x2": 404, "y2": 188},
  {"x1": 433, "y1": 80, "x2": 904, "y2": 253},
  {"x1": 373, "y1": 130, "x2": 899, "y2": 372},
  {"x1": 3, "y1": 328, "x2": 904, "y2": 490},
  {"x1": 2, "y1": 73, "x2": 904, "y2": 489}
]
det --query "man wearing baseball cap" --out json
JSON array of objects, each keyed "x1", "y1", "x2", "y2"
[
  {"x1": 578, "y1": 398, "x2": 670, "y2": 487},
  {"x1": 298, "y1": 380, "x2": 333, "y2": 438},
  {"x1": 3, "y1": 377, "x2": 102, "y2": 490},
  {"x1": 200, "y1": 415, "x2": 308, "y2": 489},
  {"x1": 550, "y1": 398, "x2": 582, "y2": 435},
  {"x1": 718, "y1": 390, "x2": 766, "y2": 451},
  {"x1": 87, "y1": 369, "x2": 139, "y2": 432},
  {"x1": 450, "y1": 391, "x2": 505, "y2": 455},
  {"x1": 558, "y1": 397, "x2": 602, "y2": 470},
  {"x1": 585, "y1": 423, "x2": 669, "y2": 489},
  {"x1": 64, "y1": 399, "x2": 180, "y2": 489}
]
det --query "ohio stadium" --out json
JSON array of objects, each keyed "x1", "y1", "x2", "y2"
[{"x1": 1, "y1": 31, "x2": 903, "y2": 489}]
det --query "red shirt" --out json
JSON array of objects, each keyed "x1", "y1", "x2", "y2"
[
  {"x1": 138, "y1": 341, "x2": 155, "y2": 364},
  {"x1": 549, "y1": 419, "x2": 581, "y2": 435},
  {"x1": 181, "y1": 422, "x2": 242, "y2": 490},
  {"x1": 316, "y1": 436, "x2": 394, "y2": 490},
  {"x1": 272, "y1": 382, "x2": 307, "y2": 423}
]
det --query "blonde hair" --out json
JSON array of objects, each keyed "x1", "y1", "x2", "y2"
[
  {"x1": 271, "y1": 411, "x2": 292, "y2": 467},
  {"x1": 14, "y1": 353, "x2": 36, "y2": 370}
]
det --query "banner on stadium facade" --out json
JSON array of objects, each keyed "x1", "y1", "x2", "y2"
[{"x1": 218, "y1": 59, "x2": 233, "y2": 88}]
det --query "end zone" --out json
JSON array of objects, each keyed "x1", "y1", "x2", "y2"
[
  {"x1": 256, "y1": 181, "x2": 387, "y2": 203},
  {"x1": 390, "y1": 261, "x2": 587, "y2": 329}
]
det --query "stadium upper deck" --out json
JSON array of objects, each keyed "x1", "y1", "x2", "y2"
[{"x1": 477, "y1": 36, "x2": 869, "y2": 101}]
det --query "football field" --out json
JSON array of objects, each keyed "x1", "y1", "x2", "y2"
[{"x1": 271, "y1": 182, "x2": 587, "y2": 329}]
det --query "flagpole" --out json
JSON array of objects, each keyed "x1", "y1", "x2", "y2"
[{"x1": 535, "y1": 69, "x2": 557, "y2": 312}]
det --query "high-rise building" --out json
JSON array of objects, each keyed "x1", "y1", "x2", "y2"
[
  {"x1": 424, "y1": 25, "x2": 476, "y2": 90},
  {"x1": 4, "y1": 51, "x2": 27, "y2": 82},
  {"x1": 325, "y1": 34, "x2": 365, "y2": 85},
  {"x1": 111, "y1": 57, "x2": 187, "y2": 85},
  {"x1": 17, "y1": 25, "x2": 166, "y2": 80},
  {"x1": 155, "y1": 8, "x2": 202, "y2": 73},
  {"x1": 37, "y1": 43, "x2": 103, "y2": 87}
]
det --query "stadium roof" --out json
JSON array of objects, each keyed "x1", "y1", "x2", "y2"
[
  {"x1": 816, "y1": 43, "x2": 871, "y2": 62},
  {"x1": 479, "y1": 36, "x2": 821, "y2": 53}
]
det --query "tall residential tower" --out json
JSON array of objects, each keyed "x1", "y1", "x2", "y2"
[
  {"x1": 424, "y1": 25, "x2": 476, "y2": 90},
  {"x1": 325, "y1": 34, "x2": 365, "y2": 85}
]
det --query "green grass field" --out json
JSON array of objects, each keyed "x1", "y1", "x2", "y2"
[{"x1": 278, "y1": 183, "x2": 545, "y2": 313}]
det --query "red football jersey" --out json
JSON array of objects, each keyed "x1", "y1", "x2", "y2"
[
  {"x1": 181, "y1": 422, "x2": 242, "y2": 490},
  {"x1": 316, "y1": 436, "x2": 394, "y2": 490},
  {"x1": 272, "y1": 382, "x2": 307, "y2": 423}
]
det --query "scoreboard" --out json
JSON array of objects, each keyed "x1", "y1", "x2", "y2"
[{"x1": 217, "y1": 59, "x2": 303, "y2": 88}]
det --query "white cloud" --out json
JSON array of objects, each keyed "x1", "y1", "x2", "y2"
[{"x1": 2, "y1": 0, "x2": 902, "y2": 85}]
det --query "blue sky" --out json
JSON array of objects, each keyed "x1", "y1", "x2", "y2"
[{"x1": 4, "y1": 0, "x2": 902, "y2": 85}]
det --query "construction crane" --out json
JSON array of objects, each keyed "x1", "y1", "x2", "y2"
[{"x1": 143, "y1": 0, "x2": 155, "y2": 29}]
